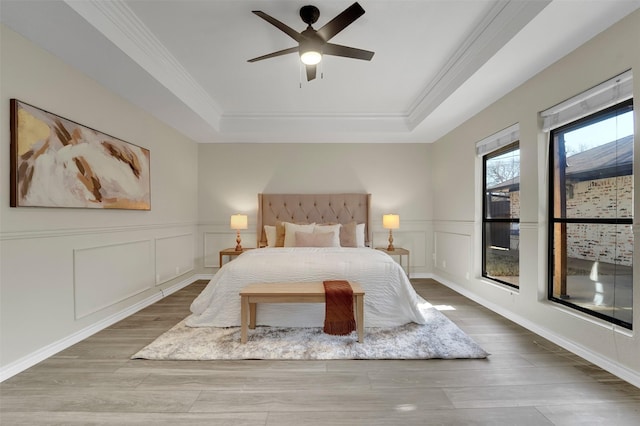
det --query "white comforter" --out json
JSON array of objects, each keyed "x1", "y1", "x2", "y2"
[{"x1": 186, "y1": 247, "x2": 429, "y2": 328}]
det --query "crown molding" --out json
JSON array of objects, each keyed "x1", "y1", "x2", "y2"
[
  {"x1": 64, "y1": 0, "x2": 223, "y2": 130},
  {"x1": 406, "y1": 0, "x2": 551, "y2": 130},
  {"x1": 221, "y1": 111, "x2": 410, "y2": 134}
]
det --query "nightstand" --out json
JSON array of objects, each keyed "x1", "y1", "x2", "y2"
[
  {"x1": 219, "y1": 248, "x2": 253, "y2": 267},
  {"x1": 376, "y1": 247, "x2": 410, "y2": 277}
]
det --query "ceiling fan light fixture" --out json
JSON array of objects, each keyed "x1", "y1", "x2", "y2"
[{"x1": 300, "y1": 50, "x2": 322, "y2": 65}]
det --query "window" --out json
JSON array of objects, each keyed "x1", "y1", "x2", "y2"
[
  {"x1": 548, "y1": 98, "x2": 633, "y2": 329},
  {"x1": 482, "y1": 142, "x2": 520, "y2": 288}
]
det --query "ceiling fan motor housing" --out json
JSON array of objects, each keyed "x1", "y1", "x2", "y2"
[{"x1": 300, "y1": 27, "x2": 324, "y2": 52}]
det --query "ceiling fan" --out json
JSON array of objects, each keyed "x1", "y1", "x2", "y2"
[{"x1": 247, "y1": 2, "x2": 375, "y2": 81}]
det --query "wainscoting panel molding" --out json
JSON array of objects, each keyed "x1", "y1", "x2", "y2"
[
  {"x1": 0, "y1": 221, "x2": 196, "y2": 241},
  {"x1": 73, "y1": 239, "x2": 154, "y2": 319},
  {"x1": 367, "y1": 220, "x2": 431, "y2": 277},
  {"x1": 0, "y1": 274, "x2": 207, "y2": 383},
  {"x1": 204, "y1": 232, "x2": 231, "y2": 268},
  {"x1": 434, "y1": 230, "x2": 471, "y2": 281},
  {"x1": 155, "y1": 233, "x2": 195, "y2": 284},
  {"x1": 203, "y1": 231, "x2": 257, "y2": 268}
]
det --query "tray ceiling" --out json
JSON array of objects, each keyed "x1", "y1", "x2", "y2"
[{"x1": 1, "y1": 1, "x2": 638, "y2": 143}]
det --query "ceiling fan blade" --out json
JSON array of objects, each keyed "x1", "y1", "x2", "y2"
[
  {"x1": 316, "y1": 2, "x2": 365, "y2": 42},
  {"x1": 252, "y1": 11, "x2": 303, "y2": 42},
  {"x1": 306, "y1": 64, "x2": 317, "y2": 81},
  {"x1": 248, "y1": 46, "x2": 299, "y2": 63},
  {"x1": 323, "y1": 43, "x2": 374, "y2": 61}
]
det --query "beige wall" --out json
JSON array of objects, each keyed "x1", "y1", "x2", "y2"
[
  {"x1": 430, "y1": 10, "x2": 639, "y2": 385},
  {"x1": 196, "y1": 143, "x2": 434, "y2": 271},
  {"x1": 0, "y1": 26, "x2": 200, "y2": 376}
]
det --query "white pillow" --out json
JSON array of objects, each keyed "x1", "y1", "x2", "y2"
[
  {"x1": 356, "y1": 223, "x2": 366, "y2": 247},
  {"x1": 295, "y1": 231, "x2": 335, "y2": 247},
  {"x1": 313, "y1": 223, "x2": 341, "y2": 247},
  {"x1": 264, "y1": 225, "x2": 277, "y2": 247},
  {"x1": 283, "y1": 222, "x2": 315, "y2": 247}
]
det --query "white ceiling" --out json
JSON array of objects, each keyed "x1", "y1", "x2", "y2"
[{"x1": 2, "y1": 0, "x2": 639, "y2": 144}]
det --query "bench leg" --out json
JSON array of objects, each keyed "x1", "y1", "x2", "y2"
[
  {"x1": 355, "y1": 294, "x2": 364, "y2": 343},
  {"x1": 249, "y1": 303, "x2": 257, "y2": 329},
  {"x1": 241, "y1": 296, "x2": 249, "y2": 343}
]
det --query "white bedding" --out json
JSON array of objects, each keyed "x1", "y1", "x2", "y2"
[{"x1": 186, "y1": 247, "x2": 430, "y2": 328}]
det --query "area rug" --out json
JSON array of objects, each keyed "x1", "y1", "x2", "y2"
[{"x1": 132, "y1": 306, "x2": 489, "y2": 360}]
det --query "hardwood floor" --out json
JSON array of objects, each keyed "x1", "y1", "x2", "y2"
[{"x1": 1, "y1": 279, "x2": 639, "y2": 425}]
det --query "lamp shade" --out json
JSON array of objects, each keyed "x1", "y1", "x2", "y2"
[
  {"x1": 230, "y1": 214, "x2": 248, "y2": 230},
  {"x1": 383, "y1": 214, "x2": 400, "y2": 229}
]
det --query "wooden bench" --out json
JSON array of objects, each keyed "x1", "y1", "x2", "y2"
[{"x1": 239, "y1": 281, "x2": 365, "y2": 344}]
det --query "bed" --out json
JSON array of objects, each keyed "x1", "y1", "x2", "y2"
[{"x1": 186, "y1": 193, "x2": 429, "y2": 328}]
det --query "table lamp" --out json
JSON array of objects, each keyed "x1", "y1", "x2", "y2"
[
  {"x1": 383, "y1": 214, "x2": 399, "y2": 251},
  {"x1": 230, "y1": 214, "x2": 248, "y2": 251}
]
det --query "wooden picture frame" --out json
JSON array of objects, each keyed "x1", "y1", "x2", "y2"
[{"x1": 10, "y1": 99, "x2": 151, "y2": 210}]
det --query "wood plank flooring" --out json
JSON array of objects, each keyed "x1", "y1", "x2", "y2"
[{"x1": 2, "y1": 279, "x2": 639, "y2": 425}]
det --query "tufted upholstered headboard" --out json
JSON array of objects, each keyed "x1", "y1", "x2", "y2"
[{"x1": 257, "y1": 193, "x2": 371, "y2": 247}]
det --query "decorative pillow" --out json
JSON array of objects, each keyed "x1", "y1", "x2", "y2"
[
  {"x1": 339, "y1": 221, "x2": 358, "y2": 247},
  {"x1": 314, "y1": 223, "x2": 341, "y2": 247},
  {"x1": 295, "y1": 231, "x2": 335, "y2": 247},
  {"x1": 275, "y1": 221, "x2": 286, "y2": 247},
  {"x1": 264, "y1": 225, "x2": 277, "y2": 247},
  {"x1": 283, "y1": 222, "x2": 315, "y2": 247},
  {"x1": 356, "y1": 223, "x2": 366, "y2": 247}
]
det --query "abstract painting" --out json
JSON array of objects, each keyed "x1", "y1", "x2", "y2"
[{"x1": 10, "y1": 99, "x2": 151, "y2": 210}]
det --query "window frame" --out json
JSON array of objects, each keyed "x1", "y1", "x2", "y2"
[
  {"x1": 482, "y1": 141, "x2": 520, "y2": 289},
  {"x1": 547, "y1": 98, "x2": 633, "y2": 330}
]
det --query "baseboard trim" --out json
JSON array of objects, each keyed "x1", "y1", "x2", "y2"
[
  {"x1": 432, "y1": 273, "x2": 640, "y2": 388},
  {"x1": 409, "y1": 272, "x2": 431, "y2": 279},
  {"x1": 0, "y1": 274, "x2": 208, "y2": 383}
]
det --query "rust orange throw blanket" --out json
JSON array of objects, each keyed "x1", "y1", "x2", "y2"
[{"x1": 323, "y1": 280, "x2": 357, "y2": 335}]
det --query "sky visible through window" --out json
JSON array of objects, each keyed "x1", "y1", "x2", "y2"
[
  {"x1": 486, "y1": 148, "x2": 519, "y2": 187},
  {"x1": 487, "y1": 110, "x2": 633, "y2": 187},
  {"x1": 564, "y1": 110, "x2": 634, "y2": 152}
]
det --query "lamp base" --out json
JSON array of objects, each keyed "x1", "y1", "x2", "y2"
[
  {"x1": 235, "y1": 232, "x2": 242, "y2": 252},
  {"x1": 387, "y1": 230, "x2": 395, "y2": 251},
  {"x1": 387, "y1": 243, "x2": 395, "y2": 251}
]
